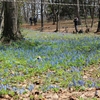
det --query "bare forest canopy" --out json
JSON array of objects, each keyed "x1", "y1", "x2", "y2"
[{"x1": 0, "y1": 0, "x2": 100, "y2": 7}]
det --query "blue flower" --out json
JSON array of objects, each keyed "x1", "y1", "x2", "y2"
[
  {"x1": 72, "y1": 79, "x2": 77, "y2": 86},
  {"x1": 18, "y1": 88, "x2": 25, "y2": 94},
  {"x1": 78, "y1": 80, "x2": 85, "y2": 86},
  {"x1": 27, "y1": 84, "x2": 34, "y2": 91}
]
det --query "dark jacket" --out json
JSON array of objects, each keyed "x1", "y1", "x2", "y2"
[
  {"x1": 74, "y1": 18, "x2": 78, "y2": 26},
  {"x1": 29, "y1": 17, "x2": 32, "y2": 21}
]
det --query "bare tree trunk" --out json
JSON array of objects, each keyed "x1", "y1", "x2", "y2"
[
  {"x1": 48, "y1": 0, "x2": 56, "y2": 25},
  {"x1": 41, "y1": 0, "x2": 44, "y2": 31},
  {"x1": 76, "y1": 0, "x2": 81, "y2": 25},
  {"x1": 1, "y1": 1, "x2": 22, "y2": 43},
  {"x1": 96, "y1": 4, "x2": 100, "y2": 32},
  {"x1": 0, "y1": 3, "x2": 4, "y2": 28},
  {"x1": 27, "y1": 3, "x2": 30, "y2": 23},
  {"x1": 90, "y1": 0, "x2": 95, "y2": 28},
  {"x1": 52, "y1": 7, "x2": 56, "y2": 25},
  {"x1": 55, "y1": 0, "x2": 60, "y2": 32},
  {"x1": 31, "y1": 0, "x2": 36, "y2": 17},
  {"x1": 82, "y1": 1, "x2": 88, "y2": 28},
  {"x1": 90, "y1": 8, "x2": 95, "y2": 28},
  {"x1": 23, "y1": 4, "x2": 28, "y2": 23}
]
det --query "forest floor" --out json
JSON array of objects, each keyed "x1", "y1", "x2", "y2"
[
  {"x1": 18, "y1": 23, "x2": 100, "y2": 100},
  {"x1": 0, "y1": 20, "x2": 100, "y2": 100},
  {"x1": 18, "y1": 20, "x2": 100, "y2": 100},
  {"x1": 21, "y1": 19, "x2": 98, "y2": 34}
]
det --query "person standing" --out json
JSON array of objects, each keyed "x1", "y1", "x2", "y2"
[
  {"x1": 73, "y1": 17, "x2": 78, "y2": 33},
  {"x1": 33, "y1": 16, "x2": 37, "y2": 25},
  {"x1": 29, "y1": 17, "x2": 33, "y2": 26}
]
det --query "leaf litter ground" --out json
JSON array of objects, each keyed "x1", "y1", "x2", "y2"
[{"x1": 0, "y1": 28, "x2": 100, "y2": 100}]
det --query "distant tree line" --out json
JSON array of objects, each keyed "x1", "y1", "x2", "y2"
[{"x1": 0, "y1": 0, "x2": 100, "y2": 42}]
